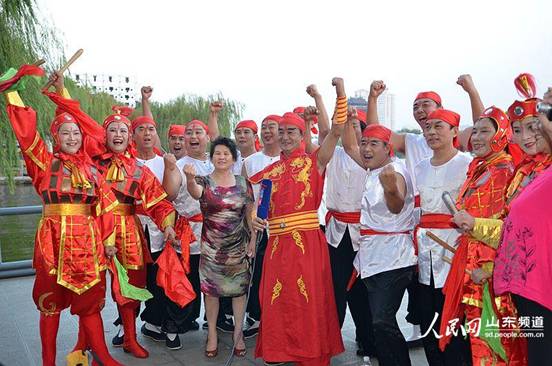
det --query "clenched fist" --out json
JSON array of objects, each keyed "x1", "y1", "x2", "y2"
[
  {"x1": 369, "y1": 80, "x2": 386, "y2": 99},
  {"x1": 452, "y1": 210, "x2": 475, "y2": 232},
  {"x1": 210, "y1": 101, "x2": 223, "y2": 114},
  {"x1": 306, "y1": 84, "x2": 320, "y2": 98},
  {"x1": 141, "y1": 86, "x2": 153, "y2": 100},
  {"x1": 303, "y1": 106, "x2": 319, "y2": 122},
  {"x1": 163, "y1": 153, "x2": 177, "y2": 171},
  {"x1": 379, "y1": 164, "x2": 397, "y2": 191},
  {"x1": 456, "y1": 74, "x2": 476, "y2": 94},
  {"x1": 183, "y1": 164, "x2": 197, "y2": 178}
]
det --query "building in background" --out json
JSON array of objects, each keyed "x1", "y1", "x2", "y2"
[
  {"x1": 348, "y1": 89, "x2": 396, "y2": 130},
  {"x1": 72, "y1": 73, "x2": 137, "y2": 107}
]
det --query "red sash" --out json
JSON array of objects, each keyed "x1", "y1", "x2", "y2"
[
  {"x1": 325, "y1": 210, "x2": 361, "y2": 225},
  {"x1": 413, "y1": 213, "x2": 456, "y2": 255},
  {"x1": 187, "y1": 213, "x2": 203, "y2": 222},
  {"x1": 360, "y1": 228, "x2": 411, "y2": 236}
]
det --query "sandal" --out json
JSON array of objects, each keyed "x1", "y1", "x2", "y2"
[
  {"x1": 232, "y1": 334, "x2": 247, "y2": 357},
  {"x1": 205, "y1": 338, "x2": 218, "y2": 358}
]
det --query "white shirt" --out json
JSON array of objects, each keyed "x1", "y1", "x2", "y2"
[
  {"x1": 175, "y1": 155, "x2": 214, "y2": 255},
  {"x1": 404, "y1": 133, "x2": 433, "y2": 223},
  {"x1": 325, "y1": 147, "x2": 367, "y2": 250},
  {"x1": 354, "y1": 159, "x2": 417, "y2": 279},
  {"x1": 136, "y1": 155, "x2": 166, "y2": 253},
  {"x1": 242, "y1": 151, "x2": 280, "y2": 203},
  {"x1": 414, "y1": 152, "x2": 472, "y2": 288},
  {"x1": 232, "y1": 150, "x2": 245, "y2": 175}
]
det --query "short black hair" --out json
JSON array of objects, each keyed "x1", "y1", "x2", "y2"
[{"x1": 210, "y1": 136, "x2": 238, "y2": 161}]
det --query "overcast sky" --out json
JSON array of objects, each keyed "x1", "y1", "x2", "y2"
[{"x1": 40, "y1": 0, "x2": 552, "y2": 130}]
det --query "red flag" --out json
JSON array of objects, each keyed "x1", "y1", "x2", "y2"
[{"x1": 156, "y1": 244, "x2": 196, "y2": 308}]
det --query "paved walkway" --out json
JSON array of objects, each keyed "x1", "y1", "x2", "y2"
[{"x1": 0, "y1": 275, "x2": 428, "y2": 365}]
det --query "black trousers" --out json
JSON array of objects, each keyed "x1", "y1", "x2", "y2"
[
  {"x1": 512, "y1": 294, "x2": 552, "y2": 366},
  {"x1": 363, "y1": 266, "x2": 415, "y2": 366},
  {"x1": 418, "y1": 280, "x2": 472, "y2": 366},
  {"x1": 405, "y1": 276, "x2": 422, "y2": 325},
  {"x1": 328, "y1": 227, "x2": 375, "y2": 353},
  {"x1": 246, "y1": 229, "x2": 268, "y2": 321},
  {"x1": 187, "y1": 254, "x2": 201, "y2": 322}
]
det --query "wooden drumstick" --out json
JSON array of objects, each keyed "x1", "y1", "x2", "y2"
[
  {"x1": 427, "y1": 231, "x2": 457, "y2": 253},
  {"x1": 442, "y1": 256, "x2": 472, "y2": 275},
  {"x1": 442, "y1": 191, "x2": 458, "y2": 215},
  {"x1": 43, "y1": 49, "x2": 84, "y2": 89},
  {"x1": 32, "y1": 59, "x2": 45, "y2": 67}
]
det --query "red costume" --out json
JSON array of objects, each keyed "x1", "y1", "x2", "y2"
[
  {"x1": 440, "y1": 107, "x2": 526, "y2": 365},
  {"x1": 4, "y1": 89, "x2": 123, "y2": 366},
  {"x1": 250, "y1": 112, "x2": 344, "y2": 365},
  {"x1": 48, "y1": 94, "x2": 181, "y2": 359}
]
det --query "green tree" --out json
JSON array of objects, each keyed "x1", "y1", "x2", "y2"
[
  {"x1": 396, "y1": 127, "x2": 422, "y2": 135},
  {"x1": 0, "y1": 0, "x2": 242, "y2": 187}
]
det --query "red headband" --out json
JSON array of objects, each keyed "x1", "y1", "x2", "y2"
[
  {"x1": 427, "y1": 109, "x2": 461, "y2": 148},
  {"x1": 235, "y1": 120, "x2": 258, "y2": 134},
  {"x1": 262, "y1": 114, "x2": 282, "y2": 124},
  {"x1": 168, "y1": 124, "x2": 186, "y2": 136},
  {"x1": 131, "y1": 116, "x2": 156, "y2": 131},
  {"x1": 427, "y1": 109, "x2": 460, "y2": 127},
  {"x1": 186, "y1": 119, "x2": 209, "y2": 134},
  {"x1": 362, "y1": 125, "x2": 394, "y2": 156},
  {"x1": 415, "y1": 91, "x2": 442, "y2": 105},
  {"x1": 280, "y1": 112, "x2": 306, "y2": 132}
]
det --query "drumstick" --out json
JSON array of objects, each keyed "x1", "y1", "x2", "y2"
[
  {"x1": 442, "y1": 256, "x2": 472, "y2": 275},
  {"x1": 43, "y1": 49, "x2": 84, "y2": 89},
  {"x1": 426, "y1": 231, "x2": 457, "y2": 253},
  {"x1": 32, "y1": 59, "x2": 45, "y2": 67}
]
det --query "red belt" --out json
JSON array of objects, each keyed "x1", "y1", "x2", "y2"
[
  {"x1": 360, "y1": 228, "x2": 411, "y2": 236},
  {"x1": 187, "y1": 213, "x2": 203, "y2": 223},
  {"x1": 413, "y1": 213, "x2": 456, "y2": 255},
  {"x1": 325, "y1": 210, "x2": 361, "y2": 225}
]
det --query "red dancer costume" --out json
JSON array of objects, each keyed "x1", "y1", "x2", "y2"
[
  {"x1": 440, "y1": 107, "x2": 526, "y2": 365},
  {"x1": 47, "y1": 93, "x2": 181, "y2": 359},
  {"x1": 251, "y1": 105, "x2": 345, "y2": 365},
  {"x1": 4, "y1": 89, "x2": 123, "y2": 366}
]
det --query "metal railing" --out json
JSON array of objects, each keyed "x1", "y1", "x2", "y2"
[{"x1": 0, "y1": 205, "x2": 41, "y2": 279}]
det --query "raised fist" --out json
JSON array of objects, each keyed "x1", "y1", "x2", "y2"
[
  {"x1": 49, "y1": 71, "x2": 64, "y2": 92},
  {"x1": 183, "y1": 164, "x2": 197, "y2": 178},
  {"x1": 369, "y1": 80, "x2": 386, "y2": 98},
  {"x1": 303, "y1": 106, "x2": 319, "y2": 122},
  {"x1": 456, "y1": 74, "x2": 476, "y2": 93},
  {"x1": 306, "y1": 84, "x2": 319, "y2": 98},
  {"x1": 163, "y1": 153, "x2": 177, "y2": 170},
  {"x1": 379, "y1": 164, "x2": 397, "y2": 191},
  {"x1": 347, "y1": 106, "x2": 358, "y2": 122},
  {"x1": 332, "y1": 77, "x2": 344, "y2": 88},
  {"x1": 210, "y1": 101, "x2": 224, "y2": 114},
  {"x1": 141, "y1": 86, "x2": 153, "y2": 100}
]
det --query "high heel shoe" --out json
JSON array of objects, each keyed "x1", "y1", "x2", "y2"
[
  {"x1": 205, "y1": 339, "x2": 218, "y2": 358},
  {"x1": 232, "y1": 334, "x2": 247, "y2": 357}
]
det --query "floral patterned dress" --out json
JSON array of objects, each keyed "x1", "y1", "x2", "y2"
[{"x1": 197, "y1": 175, "x2": 253, "y2": 297}]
